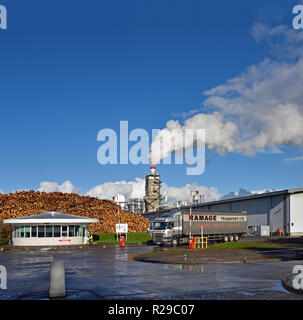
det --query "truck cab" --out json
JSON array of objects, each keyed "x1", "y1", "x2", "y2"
[{"x1": 150, "y1": 213, "x2": 182, "y2": 246}]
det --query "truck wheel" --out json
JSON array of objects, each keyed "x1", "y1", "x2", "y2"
[
  {"x1": 234, "y1": 234, "x2": 239, "y2": 242},
  {"x1": 223, "y1": 235, "x2": 229, "y2": 242},
  {"x1": 172, "y1": 238, "x2": 179, "y2": 247},
  {"x1": 228, "y1": 234, "x2": 234, "y2": 242}
]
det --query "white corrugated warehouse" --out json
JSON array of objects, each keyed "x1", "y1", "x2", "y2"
[{"x1": 195, "y1": 188, "x2": 303, "y2": 236}]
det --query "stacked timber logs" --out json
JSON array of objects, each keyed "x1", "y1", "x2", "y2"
[{"x1": 0, "y1": 191, "x2": 148, "y2": 233}]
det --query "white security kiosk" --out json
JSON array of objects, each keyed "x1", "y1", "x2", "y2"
[{"x1": 3, "y1": 211, "x2": 99, "y2": 246}]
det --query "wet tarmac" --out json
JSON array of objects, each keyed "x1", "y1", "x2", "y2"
[{"x1": 0, "y1": 246, "x2": 302, "y2": 300}]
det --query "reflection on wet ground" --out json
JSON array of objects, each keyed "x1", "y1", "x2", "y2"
[{"x1": 0, "y1": 246, "x2": 302, "y2": 300}]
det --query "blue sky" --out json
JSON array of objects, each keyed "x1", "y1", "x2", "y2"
[{"x1": 0, "y1": 0, "x2": 303, "y2": 200}]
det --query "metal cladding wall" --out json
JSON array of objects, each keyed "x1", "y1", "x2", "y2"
[
  {"x1": 290, "y1": 194, "x2": 303, "y2": 236},
  {"x1": 196, "y1": 195, "x2": 290, "y2": 234}
]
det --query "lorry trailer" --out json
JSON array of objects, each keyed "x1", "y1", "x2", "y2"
[{"x1": 148, "y1": 209, "x2": 247, "y2": 246}]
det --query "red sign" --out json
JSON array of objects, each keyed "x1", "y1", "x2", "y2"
[
  {"x1": 189, "y1": 215, "x2": 217, "y2": 221},
  {"x1": 59, "y1": 239, "x2": 71, "y2": 242}
]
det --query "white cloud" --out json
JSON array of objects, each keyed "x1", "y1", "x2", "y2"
[
  {"x1": 85, "y1": 179, "x2": 276, "y2": 205},
  {"x1": 221, "y1": 188, "x2": 275, "y2": 200},
  {"x1": 85, "y1": 178, "x2": 221, "y2": 204},
  {"x1": 4, "y1": 178, "x2": 220, "y2": 205},
  {"x1": 172, "y1": 108, "x2": 202, "y2": 119},
  {"x1": 85, "y1": 178, "x2": 145, "y2": 200},
  {"x1": 6, "y1": 179, "x2": 278, "y2": 206},
  {"x1": 38, "y1": 180, "x2": 80, "y2": 194},
  {"x1": 162, "y1": 183, "x2": 221, "y2": 204},
  {"x1": 150, "y1": 24, "x2": 303, "y2": 161}
]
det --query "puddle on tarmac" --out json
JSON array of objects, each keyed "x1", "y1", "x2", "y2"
[
  {"x1": 258, "y1": 281, "x2": 290, "y2": 294},
  {"x1": 177, "y1": 264, "x2": 207, "y2": 274},
  {"x1": 237, "y1": 291, "x2": 255, "y2": 296}
]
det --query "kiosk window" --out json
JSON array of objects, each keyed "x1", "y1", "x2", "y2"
[
  {"x1": 20, "y1": 226, "x2": 25, "y2": 238},
  {"x1": 15, "y1": 227, "x2": 20, "y2": 238},
  {"x1": 54, "y1": 226, "x2": 61, "y2": 237},
  {"x1": 75, "y1": 226, "x2": 80, "y2": 236},
  {"x1": 69, "y1": 226, "x2": 75, "y2": 237},
  {"x1": 25, "y1": 226, "x2": 31, "y2": 238},
  {"x1": 62, "y1": 226, "x2": 67, "y2": 237},
  {"x1": 38, "y1": 226, "x2": 45, "y2": 237},
  {"x1": 31, "y1": 226, "x2": 37, "y2": 237},
  {"x1": 46, "y1": 226, "x2": 53, "y2": 237}
]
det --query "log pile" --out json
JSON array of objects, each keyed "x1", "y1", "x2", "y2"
[{"x1": 0, "y1": 191, "x2": 148, "y2": 233}]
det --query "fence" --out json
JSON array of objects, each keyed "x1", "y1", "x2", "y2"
[{"x1": 194, "y1": 236, "x2": 208, "y2": 249}]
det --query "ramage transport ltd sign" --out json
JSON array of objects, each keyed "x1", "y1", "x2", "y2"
[{"x1": 188, "y1": 215, "x2": 247, "y2": 222}]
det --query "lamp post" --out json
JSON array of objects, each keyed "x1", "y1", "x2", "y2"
[
  {"x1": 189, "y1": 191, "x2": 192, "y2": 239},
  {"x1": 117, "y1": 208, "x2": 120, "y2": 243}
]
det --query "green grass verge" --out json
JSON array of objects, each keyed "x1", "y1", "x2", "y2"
[
  {"x1": 94, "y1": 232, "x2": 152, "y2": 244},
  {"x1": 208, "y1": 241, "x2": 286, "y2": 249}
]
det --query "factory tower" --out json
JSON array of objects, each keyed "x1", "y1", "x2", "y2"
[{"x1": 145, "y1": 166, "x2": 161, "y2": 212}]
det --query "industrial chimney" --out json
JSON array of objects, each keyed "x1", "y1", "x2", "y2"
[{"x1": 145, "y1": 166, "x2": 161, "y2": 212}]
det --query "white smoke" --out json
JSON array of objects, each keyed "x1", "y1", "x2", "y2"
[
  {"x1": 150, "y1": 112, "x2": 237, "y2": 163},
  {"x1": 250, "y1": 23, "x2": 303, "y2": 59},
  {"x1": 150, "y1": 24, "x2": 303, "y2": 162}
]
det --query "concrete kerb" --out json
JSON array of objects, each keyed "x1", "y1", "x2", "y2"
[
  {"x1": 133, "y1": 256, "x2": 282, "y2": 265},
  {"x1": 133, "y1": 247, "x2": 303, "y2": 265},
  {"x1": 0, "y1": 242, "x2": 148, "y2": 252}
]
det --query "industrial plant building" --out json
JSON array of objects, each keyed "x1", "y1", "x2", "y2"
[
  {"x1": 144, "y1": 188, "x2": 303, "y2": 236},
  {"x1": 112, "y1": 166, "x2": 162, "y2": 214},
  {"x1": 195, "y1": 188, "x2": 303, "y2": 236},
  {"x1": 110, "y1": 166, "x2": 303, "y2": 236}
]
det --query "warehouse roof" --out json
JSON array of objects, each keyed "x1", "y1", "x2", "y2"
[
  {"x1": 197, "y1": 187, "x2": 303, "y2": 207},
  {"x1": 3, "y1": 211, "x2": 99, "y2": 224},
  {"x1": 144, "y1": 187, "x2": 303, "y2": 215}
]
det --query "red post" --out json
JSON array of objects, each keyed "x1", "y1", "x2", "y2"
[
  {"x1": 189, "y1": 237, "x2": 194, "y2": 249},
  {"x1": 120, "y1": 236, "x2": 125, "y2": 247}
]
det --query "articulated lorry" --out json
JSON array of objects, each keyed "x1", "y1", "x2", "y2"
[{"x1": 148, "y1": 209, "x2": 247, "y2": 246}]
